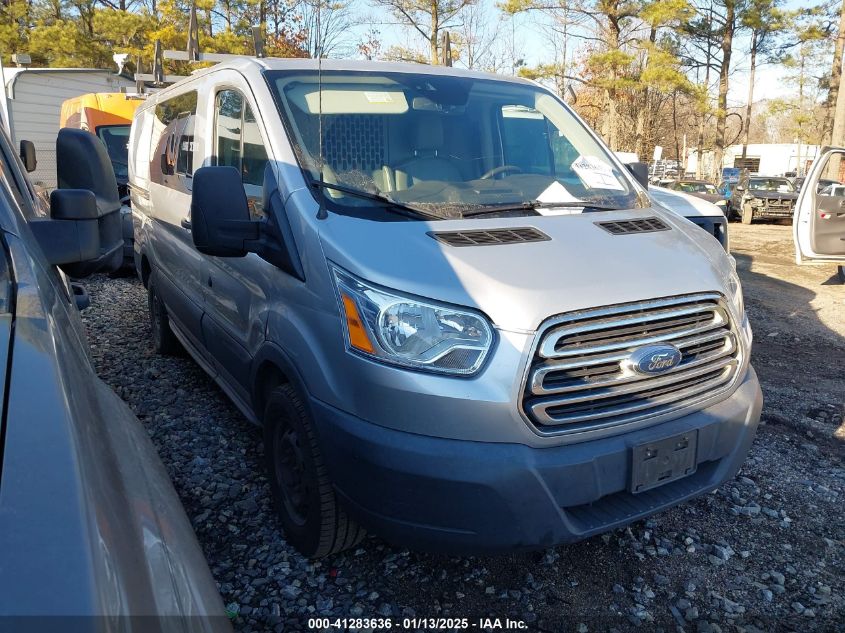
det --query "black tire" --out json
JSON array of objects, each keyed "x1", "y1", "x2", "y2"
[
  {"x1": 264, "y1": 384, "x2": 365, "y2": 558},
  {"x1": 741, "y1": 204, "x2": 754, "y2": 225},
  {"x1": 838, "y1": 265, "x2": 845, "y2": 284},
  {"x1": 147, "y1": 276, "x2": 181, "y2": 355}
]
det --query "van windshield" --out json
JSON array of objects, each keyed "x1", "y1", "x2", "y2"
[
  {"x1": 266, "y1": 70, "x2": 640, "y2": 219},
  {"x1": 96, "y1": 124, "x2": 130, "y2": 184}
]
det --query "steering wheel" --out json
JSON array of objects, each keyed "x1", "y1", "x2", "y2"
[{"x1": 480, "y1": 165, "x2": 523, "y2": 180}]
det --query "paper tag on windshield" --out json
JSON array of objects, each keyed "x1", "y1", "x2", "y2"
[
  {"x1": 572, "y1": 155, "x2": 624, "y2": 190},
  {"x1": 364, "y1": 91, "x2": 394, "y2": 103},
  {"x1": 535, "y1": 181, "x2": 583, "y2": 215}
]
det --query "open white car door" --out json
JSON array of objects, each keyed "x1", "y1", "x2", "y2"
[{"x1": 794, "y1": 147, "x2": 845, "y2": 275}]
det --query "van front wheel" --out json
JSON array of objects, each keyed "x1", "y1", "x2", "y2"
[{"x1": 264, "y1": 384, "x2": 365, "y2": 558}]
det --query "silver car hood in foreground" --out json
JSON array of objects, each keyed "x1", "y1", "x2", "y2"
[{"x1": 318, "y1": 206, "x2": 732, "y2": 332}]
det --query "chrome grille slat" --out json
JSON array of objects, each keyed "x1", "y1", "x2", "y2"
[
  {"x1": 529, "y1": 367, "x2": 735, "y2": 426},
  {"x1": 540, "y1": 303, "x2": 727, "y2": 358},
  {"x1": 541, "y1": 318, "x2": 726, "y2": 359},
  {"x1": 533, "y1": 336, "x2": 735, "y2": 396},
  {"x1": 521, "y1": 293, "x2": 743, "y2": 435},
  {"x1": 534, "y1": 355, "x2": 736, "y2": 403}
]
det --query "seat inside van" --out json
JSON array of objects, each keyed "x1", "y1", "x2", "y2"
[
  {"x1": 393, "y1": 113, "x2": 462, "y2": 190},
  {"x1": 318, "y1": 110, "x2": 467, "y2": 194}
]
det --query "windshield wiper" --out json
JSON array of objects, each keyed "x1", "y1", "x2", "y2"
[
  {"x1": 460, "y1": 200, "x2": 622, "y2": 218},
  {"x1": 309, "y1": 180, "x2": 439, "y2": 220}
]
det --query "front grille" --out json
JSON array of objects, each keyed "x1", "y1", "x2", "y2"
[
  {"x1": 429, "y1": 227, "x2": 550, "y2": 247},
  {"x1": 521, "y1": 293, "x2": 742, "y2": 435},
  {"x1": 763, "y1": 198, "x2": 792, "y2": 208}
]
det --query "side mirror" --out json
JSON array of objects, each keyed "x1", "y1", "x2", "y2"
[
  {"x1": 190, "y1": 165, "x2": 306, "y2": 280},
  {"x1": 735, "y1": 185, "x2": 745, "y2": 192},
  {"x1": 625, "y1": 162, "x2": 649, "y2": 189},
  {"x1": 30, "y1": 190, "x2": 100, "y2": 270},
  {"x1": 19, "y1": 140, "x2": 36, "y2": 172},
  {"x1": 191, "y1": 166, "x2": 258, "y2": 257},
  {"x1": 28, "y1": 129, "x2": 123, "y2": 277}
]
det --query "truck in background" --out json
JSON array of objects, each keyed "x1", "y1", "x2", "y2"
[
  {"x1": 1, "y1": 67, "x2": 134, "y2": 192},
  {"x1": 60, "y1": 92, "x2": 144, "y2": 197}
]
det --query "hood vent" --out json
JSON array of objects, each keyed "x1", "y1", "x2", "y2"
[
  {"x1": 596, "y1": 217, "x2": 670, "y2": 235},
  {"x1": 429, "y1": 227, "x2": 551, "y2": 247}
]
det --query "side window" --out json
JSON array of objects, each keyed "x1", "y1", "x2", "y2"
[
  {"x1": 151, "y1": 91, "x2": 198, "y2": 191},
  {"x1": 215, "y1": 90, "x2": 243, "y2": 170},
  {"x1": 242, "y1": 105, "x2": 269, "y2": 187},
  {"x1": 214, "y1": 89, "x2": 270, "y2": 217},
  {"x1": 500, "y1": 106, "x2": 553, "y2": 175}
]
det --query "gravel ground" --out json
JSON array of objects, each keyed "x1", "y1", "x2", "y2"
[{"x1": 82, "y1": 223, "x2": 844, "y2": 632}]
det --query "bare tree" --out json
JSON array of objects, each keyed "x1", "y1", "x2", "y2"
[
  {"x1": 453, "y1": 1, "x2": 495, "y2": 69},
  {"x1": 739, "y1": 0, "x2": 786, "y2": 160},
  {"x1": 299, "y1": 0, "x2": 362, "y2": 57},
  {"x1": 825, "y1": 0, "x2": 845, "y2": 143},
  {"x1": 370, "y1": 0, "x2": 477, "y2": 64}
]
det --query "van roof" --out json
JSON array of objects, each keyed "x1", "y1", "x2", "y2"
[{"x1": 150, "y1": 57, "x2": 536, "y2": 98}]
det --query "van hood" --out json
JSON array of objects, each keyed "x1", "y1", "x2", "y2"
[{"x1": 316, "y1": 205, "x2": 732, "y2": 332}]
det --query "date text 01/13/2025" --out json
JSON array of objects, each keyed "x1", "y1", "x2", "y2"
[{"x1": 307, "y1": 617, "x2": 529, "y2": 630}]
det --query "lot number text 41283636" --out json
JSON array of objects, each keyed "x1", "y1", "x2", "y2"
[{"x1": 307, "y1": 617, "x2": 529, "y2": 630}]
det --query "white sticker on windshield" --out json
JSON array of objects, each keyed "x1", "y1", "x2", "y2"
[
  {"x1": 535, "y1": 181, "x2": 582, "y2": 215},
  {"x1": 572, "y1": 155, "x2": 624, "y2": 190},
  {"x1": 364, "y1": 91, "x2": 394, "y2": 104}
]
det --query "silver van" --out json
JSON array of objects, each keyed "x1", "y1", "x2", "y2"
[{"x1": 129, "y1": 58, "x2": 762, "y2": 558}]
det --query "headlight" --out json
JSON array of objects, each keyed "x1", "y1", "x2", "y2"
[
  {"x1": 727, "y1": 269, "x2": 744, "y2": 319},
  {"x1": 331, "y1": 266, "x2": 494, "y2": 375}
]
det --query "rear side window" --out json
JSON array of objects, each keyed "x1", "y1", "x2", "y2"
[{"x1": 151, "y1": 91, "x2": 198, "y2": 191}]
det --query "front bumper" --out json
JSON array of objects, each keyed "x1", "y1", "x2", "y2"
[
  {"x1": 752, "y1": 207, "x2": 794, "y2": 218},
  {"x1": 312, "y1": 367, "x2": 762, "y2": 553}
]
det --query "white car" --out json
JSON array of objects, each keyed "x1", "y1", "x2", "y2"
[
  {"x1": 649, "y1": 185, "x2": 729, "y2": 251},
  {"x1": 817, "y1": 183, "x2": 845, "y2": 197}
]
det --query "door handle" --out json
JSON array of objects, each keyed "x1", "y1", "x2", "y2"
[{"x1": 180, "y1": 218, "x2": 192, "y2": 231}]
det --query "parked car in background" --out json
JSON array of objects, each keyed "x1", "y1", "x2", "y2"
[
  {"x1": 790, "y1": 176, "x2": 839, "y2": 193},
  {"x1": 130, "y1": 58, "x2": 760, "y2": 558},
  {"x1": 665, "y1": 179, "x2": 728, "y2": 212},
  {"x1": 0, "y1": 120, "x2": 228, "y2": 628},
  {"x1": 818, "y1": 183, "x2": 845, "y2": 197},
  {"x1": 794, "y1": 148, "x2": 845, "y2": 284},
  {"x1": 61, "y1": 92, "x2": 144, "y2": 267},
  {"x1": 729, "y1": 176, "x2": 798, "y2": 224},
  {"x1": 649, "y1": 185, "x2": 729, "y2": 250}
]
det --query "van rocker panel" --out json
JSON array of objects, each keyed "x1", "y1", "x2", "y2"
[{"x1": 311, "y1": 367, "x2": 762, "y2": 553}]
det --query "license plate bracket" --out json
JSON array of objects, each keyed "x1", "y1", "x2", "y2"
[{"x1": 630, "y1": 430, "x2": 698, "y2": 494}]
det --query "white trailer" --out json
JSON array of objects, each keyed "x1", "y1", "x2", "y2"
[
  {"x1": 1, "y1": 68, "x2": 134, "y2": 191},
  {"x1": 687, "y1": 143, "x2": 821, "y2": 179}
]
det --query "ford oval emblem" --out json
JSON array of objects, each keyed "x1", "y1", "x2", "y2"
[{"x1": 627, "y1": 344, "x2": 683, "y2": 376}]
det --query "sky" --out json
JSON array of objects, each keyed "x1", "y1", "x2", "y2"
[{"x1": 354, "y1": 0, "x2": 810, "y2": 107}]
